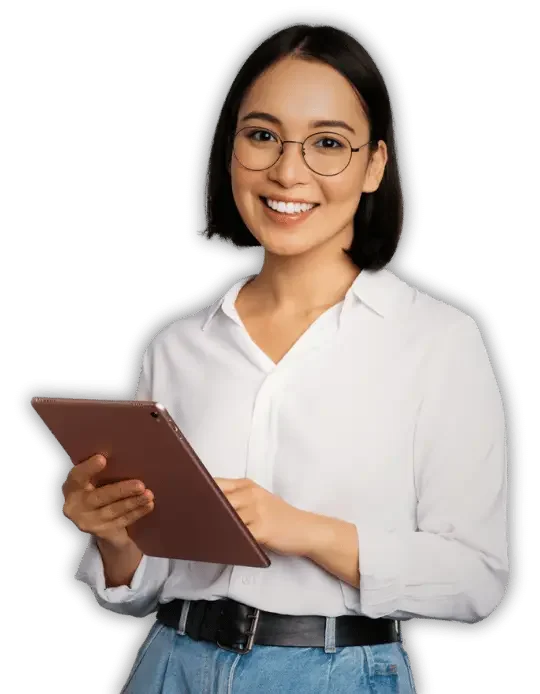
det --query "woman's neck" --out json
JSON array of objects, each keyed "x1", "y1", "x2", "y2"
[{"x1": 244, "y1": 253, "x2": 360, "y2": 316}]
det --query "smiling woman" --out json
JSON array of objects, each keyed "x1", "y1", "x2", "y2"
[
  {"x1": 70, "y1": 21, "x2": 507, "y2": 694},
  {"x1": 229, "y1": 57, "x2": 386, "y2": 251},
  {"x1": 204, "y1": 26, "x2": 402, "y2": 273}
]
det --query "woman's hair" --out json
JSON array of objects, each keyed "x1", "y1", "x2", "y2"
[{"x1": 200, "y1": 24, "x2": 403, "y2": 271}]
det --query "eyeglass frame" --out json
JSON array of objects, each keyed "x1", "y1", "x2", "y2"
[{"x1": 232, "y1": 126, "x2": 374, "y2": 177}]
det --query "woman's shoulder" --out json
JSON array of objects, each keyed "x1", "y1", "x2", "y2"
[
  {"x1": 385, "y1": 269, "x2": 481, "y2": 353},
  {"x1": 140, "y1": 279, "x2": 240, "y2": 354},
  {"x1": 143, "y1": 305, "x2": 214, "y2": 354},
  {"x1": 382, "y1": 272, "x2": 492, "y2": 386}
]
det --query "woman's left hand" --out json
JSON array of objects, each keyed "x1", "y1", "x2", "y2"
[{"x1": 214, "y1": 477, "x2": 317, "y2": 557}]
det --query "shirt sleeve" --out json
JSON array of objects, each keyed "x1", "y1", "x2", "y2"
[
  {"x1": 74, "y1": 346, "x2": 172, "y2": 617},
  {"x1": 134, "y1": 346, "x2": 153, "y2": 401},
  {"x1": 354, "y1": 315, "x2": 509, "y2": 623},
  {"x1": 74, "y1": 536, "x2": 171, "y2": 617}
]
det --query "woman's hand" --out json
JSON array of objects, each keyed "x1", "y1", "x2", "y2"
[
  {"x1": 214, "y1": 477, "x2": 317, "y2": 557},
  {"x1": 62, "y1": 454, "x2": 155, "y2": 549}
]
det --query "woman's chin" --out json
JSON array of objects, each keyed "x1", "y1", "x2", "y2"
[{"x1": 259, "y1": 233, "x2": 320, "y2": 257}]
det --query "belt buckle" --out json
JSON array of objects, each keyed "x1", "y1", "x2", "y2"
[{"x1": 216, "y1": 606, "x2": 260, "y2": 655}]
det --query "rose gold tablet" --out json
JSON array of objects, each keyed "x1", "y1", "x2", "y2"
[{"x1": 31, "y1": 396, "x2": 271, "y2": 568}]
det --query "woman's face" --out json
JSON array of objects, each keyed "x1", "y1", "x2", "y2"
[{"x1": 230, "y1": 57, "x2": 387, "y2": 259}]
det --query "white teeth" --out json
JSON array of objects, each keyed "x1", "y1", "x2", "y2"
[{"x1": 264, "y1": 198, "x2": 315, "y2": 214}]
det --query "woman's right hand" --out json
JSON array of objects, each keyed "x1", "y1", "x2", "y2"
[{"x1": 62, "y1": 454, "x2": 155, "y2": 548}]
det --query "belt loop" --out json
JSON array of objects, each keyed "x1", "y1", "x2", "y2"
[
  {"x1": 177, "y1": 600, "x2": 191, "y2": 635},
  {"x1": 324, "y1": 617, "x2": 337, "y2": 654}
]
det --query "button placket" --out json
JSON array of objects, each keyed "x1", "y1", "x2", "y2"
[
  {"x1": 244, "y1": 371, "x2": 285, "y2": 492},
  {"x1": 229, "y1": 369, "x2": 285, "y2": 592},
  {"x1": 229, "y1": 301, "x2": 342, "y2": 595}
]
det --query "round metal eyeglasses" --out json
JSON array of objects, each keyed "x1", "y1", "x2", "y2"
[{"x1": 232, "y1": 126, "x2": 373, "y2": 177}]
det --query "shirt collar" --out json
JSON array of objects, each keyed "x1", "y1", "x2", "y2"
[
  {"x1": 201, "y1": 267, "x2": 399, "y2": 331},
  {"x1": 201, "y1": 275, "x2": 255, "y2": 331},
  {"x1": 349, "y1": 267, "x2": 399, "y2": 318}
]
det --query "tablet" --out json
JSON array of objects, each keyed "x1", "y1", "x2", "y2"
[{"x1": 31, "y1": 396, "x2": 271, "y2": 568}]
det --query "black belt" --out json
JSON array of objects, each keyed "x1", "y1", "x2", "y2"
[{"x1": 156, "y1": 598, "x2": 401, "y2": 654}]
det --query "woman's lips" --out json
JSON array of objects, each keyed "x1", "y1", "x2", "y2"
[{"x1": 259, "y1": 197, "x2": 319, "y2": 227}]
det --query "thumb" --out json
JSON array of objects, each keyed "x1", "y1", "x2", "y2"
[{"x1": 73, "y1": 453, "x2": 106, "y2": 489}]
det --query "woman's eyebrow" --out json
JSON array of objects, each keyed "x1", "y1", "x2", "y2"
[{"x1": 239, "y1": 111, "x2": 356, "y2": 136}]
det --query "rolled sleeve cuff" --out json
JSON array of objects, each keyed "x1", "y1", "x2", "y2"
[
  {"x1": 75, "y1": 538, "x2": 169, "y2": 617},
  {"x1": 355, "y1": 525, "x2": 405, "y2": 618},
  {"x1": 75, "y1": 535, "x2": 149, "y2": 604}
]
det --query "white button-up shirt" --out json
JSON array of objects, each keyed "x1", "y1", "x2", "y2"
[{"x1": 75, "y1": 267, "x2": 508, "y2": 623}]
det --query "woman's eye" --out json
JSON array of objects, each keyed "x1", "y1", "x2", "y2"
[
  {"x1": 250, "y1": 129, "x2": 275, "y2": 142},
  {"x1": 316, "y1": 137, "x2": 342, "y2": 149}
]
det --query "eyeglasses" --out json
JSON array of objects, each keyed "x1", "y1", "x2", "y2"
[{"x1": 232, "y1": 126, "x2": 372, "y2": 177}]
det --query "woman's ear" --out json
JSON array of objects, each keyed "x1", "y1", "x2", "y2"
[{"x1": 362, "y1": 140, "x2": 388, "y2": 193}]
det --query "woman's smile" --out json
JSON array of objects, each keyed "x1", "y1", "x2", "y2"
[{"x1": 259, "y1": 195, "x2": 320, "y2": 227}]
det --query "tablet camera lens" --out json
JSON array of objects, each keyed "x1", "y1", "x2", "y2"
[{"x1": 151, "y1": 411, "x2": 159, "y2": 419}]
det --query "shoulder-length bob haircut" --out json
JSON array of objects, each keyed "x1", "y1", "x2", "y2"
[{"x1": 201, "y1": 24, "x2": 403, "y2": 271}]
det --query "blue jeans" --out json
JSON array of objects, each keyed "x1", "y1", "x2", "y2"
[{"x1": 120, "y1": 619, "x2": 417, "y2": 693}]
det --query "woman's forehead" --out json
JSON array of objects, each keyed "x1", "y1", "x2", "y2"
[{"x1": 239, "y1": 57, "x2": 367, "y2": 129}]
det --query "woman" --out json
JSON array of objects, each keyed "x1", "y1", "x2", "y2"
[{"x1": 63, "y1": 23, "x2": 508, "y2": 693}]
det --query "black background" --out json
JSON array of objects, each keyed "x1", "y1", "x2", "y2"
[{"x1": 23, "y1": 3, "x2": 536, "y2": 694}]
